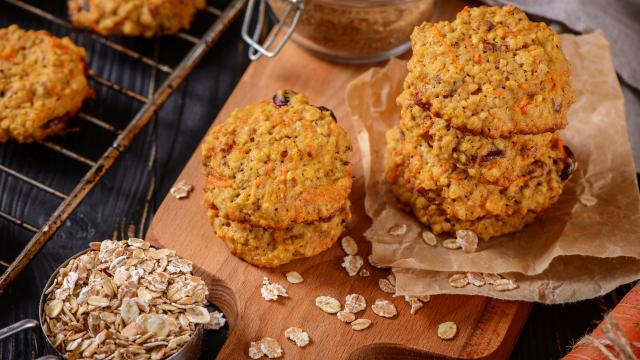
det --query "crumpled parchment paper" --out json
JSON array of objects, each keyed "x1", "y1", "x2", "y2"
[{"x1": 345, "y1": 31, "x2": 640, "y2": 304}]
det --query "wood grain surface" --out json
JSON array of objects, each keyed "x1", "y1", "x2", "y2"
[
  {"x1": 146, "y1": 34, "x2": 531, "y2": 359},
  {"x1": 0, "y1": 1, "x2": 638, "y2": 359}
]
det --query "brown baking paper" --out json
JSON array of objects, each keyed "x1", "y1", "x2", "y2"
[{"x1": 345, "y1": 31, "x2": 640, "y2": 303}]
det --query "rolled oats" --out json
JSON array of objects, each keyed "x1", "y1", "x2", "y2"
[
  {"x1": 404, "y1": 296, "x2": 423, "y2": 315},
  {"x1": 466, "y1": 272, "x2": 486, "y2": 287},
  {"x1": 170, "y1": 180, "x2": 194, "y2": 200},
  {"x1": 315, "y1": 296, "x2": 341, "y2": 314},
  {"x1": 421, "y1": 231, "x2": 437, "y2": 246},
  {"x1": 42, "y1": 239, "x2": 209, "y2": 359},
  {"x1": 417, "y1": 295, "x2": 431, "y2": 302},
  {"x1": 260, "y1": 277, "x2": 288, "y2": 301},
  {"x1": 284, "y1": 327, "x2": 310, "y2": 348},
  {"x1": 344, "y1": 294, "x2": 366, "y2": 313},
  {"x1": 371, "y1": 299, "x2": 397, "y2": 318},
  {"x1": 493, "y1": 278, "x2": 519, "y2": 291},
  {"x1": 442, "y1": 239, "x2": 461, "y2": 250},
  {"x1": 340, "y1": 236, "x2": 358, "y2": 255},
  {"x1": 388, "y1": 224, "x2": 407, "y2": 236},
  {"x1": 285, "y1": 271, "x2": 304, "y2": 284},
  {"x1": 456, "y1": 230, "x2": 478, "y2": 253},
  {"x1": 437, "y1": 321, "x2": 457, "y2": 340},
  {"x1": 341, "y1": 255, "x2": 363, "y2": 277},
  {"x1": 483, "y1": 273, "x2": 502, "y2": 284},
  {"x1": 358, "y1": 269, "x2": 370, "y2": 277},
  {"x1": 258, "y1": 337, "x2": 283, "y2": 358},
  {"x1": 448, "y1": 274, "x2": 469, "y2": 288},
  {"x1": 579, "y1": 194, "x2": 598, "y2": 207},
  {"x1": 205, "y1": 311, "x2": 227, "y2": 330},
  {"x1": 336, "y1": 311, "x2": 355, "y2": 323},
  {"x1": 350, "y1": 318, "x2": 372, "y2": 331},
  {"x1": 378, "y1": 278, "x2": 395, "y2": 294}
]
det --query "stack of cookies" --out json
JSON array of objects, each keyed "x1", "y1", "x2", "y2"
[
  {"x1": 385, "y1": 6, "x2": 577, "y2": 240},
  {"x1": 202, "y1": 90, "x2": 353, "y2": 267}
]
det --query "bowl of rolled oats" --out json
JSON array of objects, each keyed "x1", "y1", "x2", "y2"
[{"x1": 39, "y1": 238, "x2": 225, "y2": 360}]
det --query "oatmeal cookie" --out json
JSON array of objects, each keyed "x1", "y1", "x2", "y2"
[
  {"x1": 387, "y1": 114, "x2": 568, "y2": 187},
  {"x1": 202, "y1": 90, "x2": 353, "y2": 229},
  {"x1": 211, "y1": 204, "x2": 351, "y2": 267},
  {"x1": 68, "y1": 0, "x2": 205, "y2": 37},
  {"x1": 400, "y1": 5, "x2": 575, "y2": 138},
  {"x1": 0, "y1": 25, "x2": 91, "y2": 143},
  {"x1": 385, "y1": 126, "x2": 574, "y2": 223}
]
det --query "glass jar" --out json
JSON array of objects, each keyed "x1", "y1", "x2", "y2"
[{"x1": 242, "y1": 0, "x2": 440, "y2": 63}]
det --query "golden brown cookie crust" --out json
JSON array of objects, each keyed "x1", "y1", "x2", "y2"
[
  {"x1": 202, "y1": 91, "x2": 353, "y2": 229},
  {"x1": 0, "y1": 25, "x2": 92, "y2": 143},
  {"x1": 400, "y1": 5, "x2": 575, "y2": 138},
  {"x1": 68, "y1": 0, "x2": 205, "y2": 37},
  {"x1": 211, "y1": 204, "x2": 351, "y2": 267}
]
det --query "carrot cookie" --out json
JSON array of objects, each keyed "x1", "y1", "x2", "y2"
[
  {"x1": 210, "y1": 204, "x2": 351, "y2": 267},
  {"x1": 0, "y1": 25, "x2": 92, "y2": 143},
  {"x1": 202, "y1": 90, "x2": 353, "y2": 229},
  {"x1": 400, "y1": 5, "x2": 575, "y2": 138},
  {"x1": 68, "y1": 0, "x2": 205, "y2": 37}
]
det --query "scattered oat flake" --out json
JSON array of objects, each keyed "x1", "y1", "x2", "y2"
[
  {"x1": 467, "y1": 272, "x2": 486, "y2": 287},
  {"x1": 341, "y1": 255, "x2": 363, "y2": 277},
  {"x1": 285, "y1": 271, "x2": 303, "y2": 284},
  {"x1": 483, "y1": 273, "x2": 502, "y2": 284},
  {"x1": 378, "y1": 278, "x2": 395, "y2": 294},
  {"x1": 418, "y1": 295, "x2": 431, "y2": 302},
  {"x1": 337, "y1": 311, "x2": 356, "y2": 323},
  {"x1": 442, "y1": 239, "x2": 461, "y2": 250},
  {"x1": 421, "y1": 231, "x2": 437, "y2": 246},
  {"x1": 438, "y1": 322, "x2": 457, "y2": 340},
  {"x1": 248, "y1": 342, "x2": 264, "y2": 359},
  {"x1": 344, "y1": 294, "x2": 367, "y2": 313},
  {"x1": 579, "y1": 194, "x2": 598, "y2": 207},
  {"x1": 260, "y1": 277, "x2": 288, "y2": 301},
  {"x1": 284, "y1": 327, "x2": 309, "y2": 348},
  {"x1": 251, "y1": 337, "x2": 283, "y2": 359},
  {"x1": 315, "y1": 296, "x2": 341, "y2": 314},
  {"x1": 404, "y1": 296, "x2": 424, "y2": 315},
  {"x1": 170, "y1": 180, "x2": 193, "y2": 199},
  {"x1": 205, "y1": 311, "x2": 226, "y2": 330},
  {"x1": 371, "y1": 299, "x2": 397, "y2": 318},
  {"x1": 388, "y1": 224, "x2": 407, "y2": 236},
  {"x1": 351, "y1": 318, "x2": 372, "y2": 331},
  {"x1": 386, "y1": 273, "x2": 396, "y2": 286},
  {"x1": 358, "y1": 268, "x2": 370, "y2": 277},
  {"x1": 448, "y1": 273, "x2": 469, "y2": 288},
  {"x1": 341, "y1": 236, "x2": 358, "y2": 255},
  {"x1": 456, "y1": 230, "x2": 478, "y2": 253},
  {"x1": 493, "y1": 278, "x2": 519, "y2": 291}
]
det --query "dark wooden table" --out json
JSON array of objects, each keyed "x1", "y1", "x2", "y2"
[{"x1": 0, "y1": 1, "x2": 637, "y2": 359}]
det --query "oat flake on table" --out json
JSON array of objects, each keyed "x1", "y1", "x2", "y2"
[
  {"x1": 170, "y1": 180, "x2": 194, "y2": 199},
  {"x1": 260, "y1": 277, "x2": 288, "y2": 301},
  {"x1": 341, "y1": 236, "x2": 358, "y2": 255},
  {"x1": 344, "y1": 294, "x2": 367, "y2": 313},
  {"x1": 438, "y1": 322, "x2": 457, "y2": 340},
  {"x1": 341, "y1": 255, "x2": 363, "y2": 276},
  {"x1": 337, "y1": 311, "x2": 356, "y2": 323},
  {"x1": 378, "y1": 278, "x2": 395, "y2": 294},
  {"x1": 249, "y1": 337, "x2": 283, "y2": 359},
  {"x1": 351, "y1": 318, "x2": 372, "y2": 331},
  {"x1": 315, "y1": 296, "x2": 341, "y2": 314},
  {"x1": 421, "y1": 231, "x2": 437, "y2": 246},
  {"x1": 371, "y1": 299, "x2": 397, "y2": 318},
  {"x1": 284, "y1": 327, "x2": 310, "y2": 348},
  {"x1": 285, "y1": 271, "x2": 304, "y2": 284}
]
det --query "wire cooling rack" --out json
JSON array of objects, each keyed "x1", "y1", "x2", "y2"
[{"x1": 0, "y1": 0, "x2": 246, "y2": 292}]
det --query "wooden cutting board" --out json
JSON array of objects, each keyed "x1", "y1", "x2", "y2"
[{"x1": 146, "y1": 4, "x2": 531, "y2": 359}]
